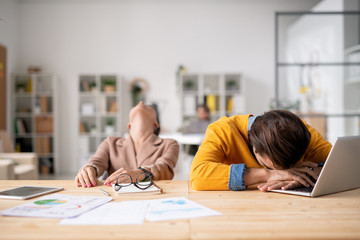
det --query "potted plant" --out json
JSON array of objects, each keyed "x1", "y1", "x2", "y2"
[
  {"x1": 16, "y1": 83, "x2": 27, "y2": 93},
  {"x1": 103, "y1": 78, "x2": 116, "y2": 92},
  {"x1": 226, "y1": 80, "x2": 237, "y2": 91},
  {"x1": 184, "y1": 80, "x2": 194, "y2": 91}
]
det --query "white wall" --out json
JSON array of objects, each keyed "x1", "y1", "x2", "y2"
[{"x1": 5, "y1": 0, "x2": 320, "y2": 174}]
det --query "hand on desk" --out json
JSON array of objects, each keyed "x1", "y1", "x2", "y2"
[
  {"x1": 259, "y1": 162, "x2": 322, "y2": 191},
  {"x1": 75, "y1": 166, "x2": 98, "y2": 188},
  {"x1": 103, "y1": 168, "x2": 145, "y2": 187},
  {"x1": 75, "y1": 167, "x2": 148, "y2": 188},
  {"x1": 246, "y1": 162, "x2": 321, "y2": 192}
]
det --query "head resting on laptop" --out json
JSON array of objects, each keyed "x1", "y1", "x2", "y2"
[{"x1": 248, "y1": 110, "x2": 311, "y2": 170}]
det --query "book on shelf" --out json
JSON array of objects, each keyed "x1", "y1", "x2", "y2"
[
  {"x1": 82, "y1": 80, "x2": 90, "y2": 92},
  {"x1": 15, "y1": 118, "x2": 28, "y2": 134},
  {"x1": 79, "y1": 122, "x2": 87, "y2": 133},
  {"x1": 206, "y1": 94, "x2": 217, "y2": 113},
  {"x1": 227, "y1": 97, "x2": 233, "y2": 113},
  {"x1": 39, "y1": 96, "x2": 49, "y2": 113}
]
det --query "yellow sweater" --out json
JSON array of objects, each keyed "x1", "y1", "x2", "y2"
[{"x1": 190, "y1": 114, "x2": 332, "y2": 190}]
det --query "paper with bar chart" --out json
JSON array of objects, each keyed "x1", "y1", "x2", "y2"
[{"x1": 146, "y1": 197, "x2": 222, "y2": 222}]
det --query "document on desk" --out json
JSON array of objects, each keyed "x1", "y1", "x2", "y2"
[
  {"x1": 1, "y1": 194, "x2": 112, "y2": 218},
  {"x1": 145, "y1": 197, "x2": 222, "y2": 222},
  {"x1": 60, "y1": 200, "x2": 150, "y2": 225}
]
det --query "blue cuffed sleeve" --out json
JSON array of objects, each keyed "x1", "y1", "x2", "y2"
[{"x1": 228, "y1": 164, "x2": 247, "y2": 191}]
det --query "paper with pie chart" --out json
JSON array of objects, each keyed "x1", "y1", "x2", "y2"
[{"x1": 1, "y1": 194, "x2": 112, "y2": 218}]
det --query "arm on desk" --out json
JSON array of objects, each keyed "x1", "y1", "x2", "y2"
[{"x1": 245, "y1": 162, "x2": 319, "y2": 191}]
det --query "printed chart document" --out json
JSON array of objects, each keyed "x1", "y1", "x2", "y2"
[
  {"x1": 60, "y1": 200, "x2": 150, "y2": 225},
  {"x1": 145, "y1": 197, "x2": 222, "y2": 222},
  {"x1": 1, "y1": 194, "x2": 112, "y2": 218}
]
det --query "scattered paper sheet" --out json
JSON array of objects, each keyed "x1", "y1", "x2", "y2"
[
  {"x1": 60, "y1": 200, "x2": 150, "y2": 225},
  {"x1": 146, "y1": 197, "x2": 222, "y2": 222},
  {"x1": 1, "y1": 194, "x2": 112, "y2": 218}
]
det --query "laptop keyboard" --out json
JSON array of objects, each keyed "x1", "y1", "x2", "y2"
[{"x1": 291, "y1": 186, "x2": 314, "y2": 193}]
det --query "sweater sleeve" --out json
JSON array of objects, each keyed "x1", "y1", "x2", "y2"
[{"x1": 190, "y1": 121, "x2": 243, "y2": 191}]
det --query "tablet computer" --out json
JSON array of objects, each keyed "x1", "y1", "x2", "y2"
[{"x1": 0, "y1": 186, "x2": 64, "y2": 200}]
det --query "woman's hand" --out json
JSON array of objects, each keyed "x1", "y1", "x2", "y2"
[
  {"x1": 104, "y1": 168, "x2": 144, "y2": 186},
  {"x1": 75, "y1": 166, "x2": 97, "y2": 188},
  {"x1": 257, "y1": 162, "x2": 320, "y2": 192}
]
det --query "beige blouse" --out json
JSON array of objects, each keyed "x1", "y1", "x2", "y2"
[{"x1": 85, "y1": 134, "x2": 179, "y2": 180}]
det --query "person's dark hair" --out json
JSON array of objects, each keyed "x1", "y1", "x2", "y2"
[
  {"x1": 248, "y1": 110, "x2": 311, "y2": 169},
  {"x1": 197, "y1": 104, "x2": 210, "y2": 120},
  {"x1": 197, "y1": 104, "x2": 210, "y2": 113},
  {"x1": 151, "y1": 103, "x2": 161, "y2": 136}
]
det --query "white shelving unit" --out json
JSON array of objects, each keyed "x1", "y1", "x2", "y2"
[
  {"x1": 11, "y1": 73, "x2": 58, "y2": 175},
  {"x1": 344, "y1": 44, "x2": 360, "y2": 135},
  {"x1": 275, "y1": 11, "x2": 360, "y2": 141},
  {"x1": 77, "y1": 74, "x2": 127, "y2": 169},
  {"x1": 179, "y1": 73, "x2": 245, "y2": 123}
]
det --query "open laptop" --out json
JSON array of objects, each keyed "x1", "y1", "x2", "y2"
[{"x1": 270, "y1": 135, "x2": 360, "y2": 197}]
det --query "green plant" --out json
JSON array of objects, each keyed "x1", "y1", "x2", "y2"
[
  {"x1": 269, "y1": 98, "x2": 300, "y2": 111},
  {"x1": 106, "y1": 118, "x2": 114, "y2": 126},
  {"x1": 184, "y1": 80, "x2": 194, "y2": 90},
  {"x1": 226, "y1": 80, "x2": 237, "y2": 90},
  {"x1": 16, "y1": 83, "x2": 26, "y2": 91},
  {"x1": 103, "y1": 78, "x2": 116, "y2": 86}
]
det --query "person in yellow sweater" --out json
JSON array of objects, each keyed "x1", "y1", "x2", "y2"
[{"x1": 190, "y1": 110, "x2": 332, "y2": 191}]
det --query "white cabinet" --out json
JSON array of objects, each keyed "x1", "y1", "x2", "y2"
[
  {"x1": 11, "y1": 73, "x2": 58, "y2": 175},
  {"x1": 77, "y1": 74, "x2": 127, "y2": 169},
  {"x1": 344, "y1": 44, "x2": 360, "y2": 135},
  {"x1": 275, "y1": 11, "x2": 360, "y2": 141},
  {"x1": 179, "y1": 73, "x2": 245, "y2": 123}
]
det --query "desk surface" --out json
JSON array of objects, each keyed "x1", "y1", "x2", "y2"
[{"x1": 1, "y1": 180, "x2": 360, "y2": 240}]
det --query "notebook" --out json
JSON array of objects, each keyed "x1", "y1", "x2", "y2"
[
  {"x1": 112, "y1": 182, "x2": 163, "y2": 195},
  {"x1": 270, "y1": 135, "x2": 360, "y2": 197}
]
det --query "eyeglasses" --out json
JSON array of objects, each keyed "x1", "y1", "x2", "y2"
[{"x1": 114, "y1": 172, "x2": 153, "y2": 191}]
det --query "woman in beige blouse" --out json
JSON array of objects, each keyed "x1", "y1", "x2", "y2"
[{"x1": 75, "y1": 101, "x2": 179, "y2": 188}]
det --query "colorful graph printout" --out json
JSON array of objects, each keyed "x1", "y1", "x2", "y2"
[{"x1": 1, "y1": 194, "x2": 112, "y2": 218}]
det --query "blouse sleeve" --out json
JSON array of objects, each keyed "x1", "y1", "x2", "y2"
[
  {"x1": 85, "y1": 138, "x2": 111, "y2": 177},
  {"x1": 143, "y1": 139, "x2": 179, "y2": 180}
]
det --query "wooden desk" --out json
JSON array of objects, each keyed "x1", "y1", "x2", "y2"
[{"x1": 1, "y1": 180, "x2": 360, "y2": 240}]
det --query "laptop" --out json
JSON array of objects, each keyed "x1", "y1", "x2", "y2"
[{"x1": 270, "y1": 135, "x2": 360, "y2": 197}]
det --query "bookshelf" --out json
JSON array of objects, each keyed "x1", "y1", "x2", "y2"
[
  {"x1": 78, "y1": 74, "x2": 127, "y2": 169},
  {"x1": 11, "y1": 73, "x2": 58, "y2": 175},
  {"x1": 179, "y1": 73, "x2": 245, "y2": 123}
]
